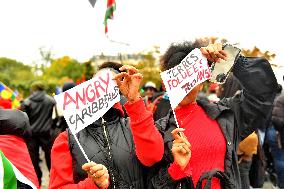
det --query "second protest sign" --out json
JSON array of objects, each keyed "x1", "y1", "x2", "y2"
[{"x1": 160, "y1": 48, "x2": 211, "y2": 108}]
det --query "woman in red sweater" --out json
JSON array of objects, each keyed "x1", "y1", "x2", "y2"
[{"x1": 142, "y1": 42, "x2": 278, "y2": 189}]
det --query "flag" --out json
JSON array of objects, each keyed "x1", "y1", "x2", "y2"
[
  {"x1": 0, "y1": 151, "x2": 37, "y2": 189},
  {"x1": 0, "y1": 82, "x2": 21, "y2": 109},
  {"x1": 104, "y1": 0, "x2": 116, "y2": 34},
  {"x1": 88, "y1": 0, "x2": 97, "y2": 7}
]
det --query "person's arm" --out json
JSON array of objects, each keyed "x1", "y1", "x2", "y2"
[
  {"x1": 49, "y1": 132, "x2": 99, "y2": 189},
  {"x1": 113, "y1": 65, "x2": 164, "y2": 167},
  {"x1": 148, "y1": 114, "x2": 192, "y2": 188},
  {"x1": 219, "y1": 55, "x2": 278, "y2": 140},
  {"x1": 124, "y1": 98, "x2": 164, "y2": 166}
]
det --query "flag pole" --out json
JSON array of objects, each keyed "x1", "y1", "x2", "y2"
[
  {"x1": 172, "y1": 109, "x2": 181, "y2": 128},
  {"x1": 72, "y1": 132, "x2": 90, "y2": 163},
  {"x1": 169, "y1": 100, "x2": 181, "y2": 128}
]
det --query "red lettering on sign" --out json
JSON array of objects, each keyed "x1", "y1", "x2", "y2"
[
  {"x1": 94, "y1": 81, "x2": 105, "y2": 99},
  {"x1": 99, "y1": 73, "x2": 110, "y2": 93},
  {"x1": 63, "y1": 92, "x2": 76, "y2": 110},
  {"x1": 197, "y1": 70, "x2": 205, "y2": 82},
  {"x1": 75, "y1": 90, "x2": 86, "y2": 109},
  {"x1": 86, "y1": 84, "x2": 96, "y2": 102},
  {"x1": 192, "y1": 63, "x2": 198, "y2": 73}
]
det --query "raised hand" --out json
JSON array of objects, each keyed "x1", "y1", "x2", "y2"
[
  {"x1": 113, "y1": 65, "x2": 143, "y2": 103},
  {"x1": 82, "y1": 162, "x2": 110, "y2": 189},
  {"x1": 200, "y1": 43, "x2": 227, "y2": 63},
  {"x1": 171, "y1": 128, "x2": 191, "y2": 170}
]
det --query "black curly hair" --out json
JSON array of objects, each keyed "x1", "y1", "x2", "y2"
[
  {"x1": 161, "y1": 40, "x2": 207, "y2": 71},
  {"x1": 98, "y1": 61, "x2": 123, "y2": 73}
]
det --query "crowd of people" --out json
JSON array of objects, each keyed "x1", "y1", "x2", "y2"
[{"x1": 0, "y1": 41, "x2": 283, "y2": 189}]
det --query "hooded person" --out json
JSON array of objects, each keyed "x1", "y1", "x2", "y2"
[
  {"x1": 20, "y1": 81, "x2": 56, "y2": 185},
  {"x1": 0, "y1": 107, "x2": 39, "y2": 188},
  {"x1": 49, "y1": 62, "x2": 164, "y2": 189},
  {"x1": 145, "y1": 42, "x2": 278, "y2": 189}
]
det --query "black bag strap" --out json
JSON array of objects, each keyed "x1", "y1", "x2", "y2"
[{"x1": 195, "y1": 169, "x2": 228, "y2": 189}]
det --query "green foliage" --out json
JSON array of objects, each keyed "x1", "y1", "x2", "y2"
[
  {"x1": 84, "y1": 61, "x2": 95, "y2": 81},
  {"x1": 0, "y1": 42, "x2": 277, "y2": 98},
  {"x1": 127, "y1": 46, "x2": 162, "y2": 90},
  {"x1": 0, "y1": 57, "x2": 36, "y2": 97},
  {"x1": 0, "y1": 57, "x2": 34, "y2": 85},
  {"x1": 43, "y1": 56, "x2": 84, "y2": 82},
  {"x1": 0, "y1": 56, "x2": 87, "y2": 97}
]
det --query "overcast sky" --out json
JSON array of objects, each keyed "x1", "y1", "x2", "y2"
[{"x1": 0, "y1": 0, "x2": 283, "y2": 66}]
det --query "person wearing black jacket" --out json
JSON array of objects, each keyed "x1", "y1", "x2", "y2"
[
  {"x1": 21, "y1": 81, "x2": 56, "y2": 185},
  {"x1": 147, "y1": 42, "x2": 278, "y2": 189},
  {"x1": 49, "y1": 62, "x2": 164, "y2": 189}
]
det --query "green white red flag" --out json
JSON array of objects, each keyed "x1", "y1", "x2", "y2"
[
  {"x1": 0, "y1": 151, "x2": 37, "y2": 189},
  {"x1": 104, "y1": 0, "x2": 116, "y2": 34}
]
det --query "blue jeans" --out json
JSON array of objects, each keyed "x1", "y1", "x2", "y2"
[{"x1": 267, "y1": 127, "x2": 284, "y2": 188}]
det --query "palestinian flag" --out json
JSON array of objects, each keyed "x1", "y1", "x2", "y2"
[
  {"x1": 104, "y1": 0, "x2": 116, "y2": 34},
  {"x1": 0, "y1": 151, "x2": 37, "y2": 189}
]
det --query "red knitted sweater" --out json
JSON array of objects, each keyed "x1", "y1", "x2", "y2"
[{"x1": 170, "y1": 103, "x2": 226, "y2": 188}]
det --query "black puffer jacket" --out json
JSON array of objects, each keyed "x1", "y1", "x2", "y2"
[
  {"x1": 148, "y1": 55, "x2": 278, "y2": 189},
  {"x1": 68, "y1": 108, "x2": 148, "y2": 189},
  {"x1": 271, "y1": 93, "x2": 284, "y2": 146},
  {"x1": 21, "y1": 91, "x2": 55, "y2": 135},
  {"x1": 0, "y1": 108, "x2": 31, "y2": 138}
]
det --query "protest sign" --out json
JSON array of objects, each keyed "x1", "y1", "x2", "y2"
[
  {"x1": 160, "y1": 48, "x2": 211, "y2": 109},
  {"x1": 54, "y1": 69, "x2": 120, "y2": 134}
]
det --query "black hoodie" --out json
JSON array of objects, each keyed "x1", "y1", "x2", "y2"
[{"x1": 21, "y1": 91, "x2": 55, "y2": 135}]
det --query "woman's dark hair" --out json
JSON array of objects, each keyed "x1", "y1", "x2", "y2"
[
  {"x1": 161, "y1": 40, "x2": 206, "y2": 71},
  {"x1": 98, "y1": 61, "x2": 123, "y2": 73}
]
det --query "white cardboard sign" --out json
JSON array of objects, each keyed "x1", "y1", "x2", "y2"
[
  {"x1": 160, "y1": 48, "x2": 211, "y2": 108},
  {"x1": 54, "y1": 69, "x2": 120, "y2": 134}
]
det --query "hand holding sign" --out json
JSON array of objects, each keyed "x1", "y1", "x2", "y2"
[
  {"x1": 200, "y1": 43, "x2": 227, "y2": 63},
  {"x1": 113, "y1": 65, "x2": 143, "y2": 103},
  {"x1": 82, "y1": 162, "x2": 110, "y2": 188},
  {"x1": 171, "y1": 128, "x2": 191, "y2": 170}
]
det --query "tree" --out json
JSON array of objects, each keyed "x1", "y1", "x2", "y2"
[
  {"x1": 84, "y1": 61, "x2": 95, "y2": 81},
  {"x1": 43, "y1": 56, "x2": 85, "y2": 83},
  {"x1": 242, "y1": 47, "x2": 276, "y2": 61},
  {"x1": 198, "y1": 36, "x2": 276, "y2": 61},
  {"x1": 129, "y1": 46, "x2": 162, "y2": 89},
  {"x1": 0, "y1": 57, "x2": 35, "y2": 97}
]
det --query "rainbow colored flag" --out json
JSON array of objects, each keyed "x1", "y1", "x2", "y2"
[{"x1": 0, "y1": 82, "x2": 21, "y2": 109}]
